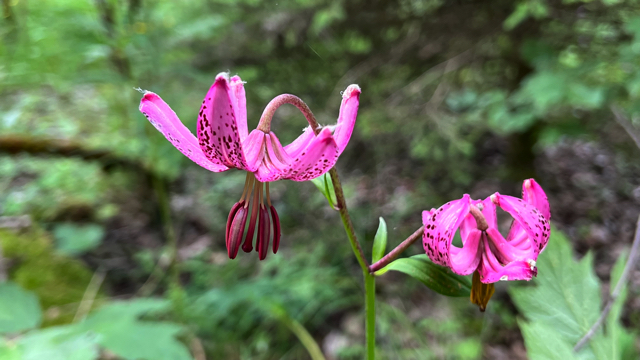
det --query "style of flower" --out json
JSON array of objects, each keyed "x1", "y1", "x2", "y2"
[
  {"x1": 422, "y1": 179, "x2": 551, "y2": 310},
  {"x1": 139, "y1": 72, "x2": 361, "y2": 260}
]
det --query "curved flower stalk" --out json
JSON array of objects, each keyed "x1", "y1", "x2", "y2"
[
  {"x1": 422, "y1": 179, "x2": 551, "y2": 310},
  {"x1": 139, "y1": 72, "x2": 361, "y2": 260}
]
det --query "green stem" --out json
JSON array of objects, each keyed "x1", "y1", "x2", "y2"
[
  {"x1": 328, "y1": 167, "x2": 369, "y2": 272},
  {"x1": 364, "y1": 272, "x2": 376, "y2": 360},
  {"x1": 327, "y1": 167, "x2": 374, "y2": 359}
]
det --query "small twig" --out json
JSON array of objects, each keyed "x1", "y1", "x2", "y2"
[
  {"x1": 190, "y1": 337, "x2": 207, "y2": 360},
  {"x1": 611, "y1": 105, "x2": 640, "y2": 150},
  {"x1": 0, "y1": 244, "x2": 6, "y2": 283},
  {"x1": 369, "y1": 226, "x2": 424, "y2": 273},
  {"x1": 73, "y1": 267, "x2": 107, "y2": 322},
  {"x1": 277, "y1": 310, "x2": 326, "y2": 360},
  {"x1": 574, "y1": 214, "x2": 640, "y2": 351}
]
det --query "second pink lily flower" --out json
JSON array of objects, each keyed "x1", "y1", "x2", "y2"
[
  {"x1": 423, "y1": 179, "x2": 551, "y2": 282},
  {"x1": 139, "y1": 72, "x2": 361, "y2": 260}
]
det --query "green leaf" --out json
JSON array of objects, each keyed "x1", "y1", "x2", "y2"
[
  {"x1": 53, "y1": 223, "x2": 104, "y2": 255},
  {"x1": 511, "y1": 229, "x2": 632, "y2": 360},
  {"x1": 0, "y1": 338, "x2": 22, "y2": 360},
  {"x1": 19, "y1": 326, "x2": 99, "y2": 360},
  {"x1": 371, "y1": 217, "x2": 387, "y2": 263},
  {"x1": 518, "y1": 320, "x2": 577, "y2": 360},
  {"x1": 310, "y1": 173, "x2": 337, "y2": 209},
  {"x1": 80, "y1": 299, "x2": 192, "y2": 360},
  {"x1": 0, "y1": 282, "x2": 42, "y2": 334},
  {"x1": 376, "y1": 255, "x2": 471, "y2": 297}
]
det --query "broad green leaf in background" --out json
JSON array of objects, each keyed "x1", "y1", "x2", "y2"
[
  {"x1": 78, "y1": 299, "x2": 192, "y2": 360},
  {"x1": 511, "y1": 230, "x2": 637, "y2": 360},
  {"x1": 517, "y1": 320, "x2": 577, "y2": 359},
  {"x1": 53, "y1": 223, "x2": 105, "y2": 256},
  {"x1": 0, "y1": 338, "x2": 22, "y2": 360},
  {"x1": 0, "y1": 283, "x2": 42, "y2": 334},
  {"x1": 0, "y1": 299, "x2": 192, "y2": 360},
  {"x1": 371, "y1": 217, "x2": 387, "y2": 263},
  {"x1": 375, "y1": 255, "x2": 471, "y2": 297},
  {"x1": 19, "y1": 327, "x2": 99, "y2": 360}
]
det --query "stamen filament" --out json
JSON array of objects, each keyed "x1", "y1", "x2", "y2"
[
  {"x1": 241, "y1": 173, "x2": 255, "y2": 205},
  {"x1": 266, "y1": 182, "x2": 271, "y2": 206}
]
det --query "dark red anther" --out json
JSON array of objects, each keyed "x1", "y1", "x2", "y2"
[
  {"x1": 227, "y1": 206, "x2": 248, "y2": 259},
  {"x1": 270, "y1": 205, "x2": 281, "y2": 254},
  {"x1": 244, "y1": 201, "x2": 260, "y2": 253},
  {"x1": 241, "y1": 202, "x2": 254, "y2": 253},
  {"x1": 225, "y1": 201, "x2": 244, "y2": 249},
  {"x1": 257, "y1": 205, "x2": 271, "y2": 260}
]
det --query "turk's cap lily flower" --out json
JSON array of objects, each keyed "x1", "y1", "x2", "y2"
[
  {"x1": 422, "y1": 179, "x2": 551, "y2": 283},
  {"x1": 139, "y1": 72, "x2": 360, "y2": 182},
  {"x1": 138, "y1": 72, "x2": 361, "y2": 260},
  {"x1": 422, "y1": 179, "x2": 550, "y2": 310}
]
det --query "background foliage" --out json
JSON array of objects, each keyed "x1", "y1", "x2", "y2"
[{"x1": 1, "y1": 0, "x2": 640, "y2": 359}]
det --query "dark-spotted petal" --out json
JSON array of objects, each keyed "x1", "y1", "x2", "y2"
[
  {"x1": 282, "y1": 127, "x2": 339, "y2": 182},
  {"x1": 139, "y1": 92, "x2": 229, "y2": 173},
  {"x1": 197, "y1": 73, "x2": 248, "y2": 170}
]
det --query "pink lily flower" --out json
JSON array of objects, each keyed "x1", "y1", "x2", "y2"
[
  {"x1": 139, "y1": 72, "x2": 361, "y2": 260},
  {"x1": 422, "y1": 179, "x2": 551, "y2": 310}
]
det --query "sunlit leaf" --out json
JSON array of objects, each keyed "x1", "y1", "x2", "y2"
[
  {"x1": 310, "y1": 172, "x2": 337, "y2": 209},
  {"x1": 53, "y1": 223, "x2": 105, "y2": 255},
  {"x1": 0, "y1": 283, "x2": 42, "y2": 334},
  {"x1": 19, "y1": 327, "x2": 99, "y2": 360},
  {"x1": 371, "y1": 217, "x2": 387, "y2": 263}
]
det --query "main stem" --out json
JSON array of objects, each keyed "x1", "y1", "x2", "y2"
[
  {"x1": 329, "y1": 168, "x2": 369, "y2": 271},
  {"x1": 328, "y1": 167, "x2": 374, "y2": 359},
  {"x1": 364, "y1": 272, "x2": 376, "y2": 360}
]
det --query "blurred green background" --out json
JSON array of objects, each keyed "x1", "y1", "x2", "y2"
[{"x1": 1, "y1": 0, "x2": 640, "y2": 359}]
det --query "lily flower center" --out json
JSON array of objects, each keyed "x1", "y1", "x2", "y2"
[
  {"x1": 226, "y1": 172, "x2": 281, "y2": 260},
  {"x1": 243, "y1": 130, "x2": 293, "y2": 173}
]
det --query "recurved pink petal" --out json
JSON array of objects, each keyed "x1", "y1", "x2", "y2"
[
  {"x1": 449, "y1": 228, "x2": 482, "y2": 275},
  {"x1": 229, "y1": 75, "x2": 248, "y2": 142},
  {"x1": 422, "y1": 195, "x2": 471, "y2": 269},
  {"x1": 485, "y1": 227, "x2": 535, "y2": 263},
  {"x1": 242, "y1": 130, "x2": 266, "y2": 172},
  {"x1": 265, "y1": 132, "x2": 293, "y2": 172},
  {"x1": 478, "y1": 244, "x2": 537, "y2": 283},
  {"x1": 283, "y1": 126, "x2": 315, "y2": 159},
  {"x1": 280, "y1": 127, "x2": 339, "y2": 182},
  {"x1": 139, "y1": 92, "x2": 229, "y2": 173},
  {"x1": 197, "y1": 73, "x2": 248, "y2": 170},
  {"x1": 523, "y1": 178, "x2": 550, "y2": 220},
  {"x1": 254, "y1": 132, "x2": 295, "y2": 182},
  {"x1": 493, "y1": 194, "x2": 551, "y2": 256},
  {"x1": 333, "y1": 84, "x2": 361, "y2": 153}
]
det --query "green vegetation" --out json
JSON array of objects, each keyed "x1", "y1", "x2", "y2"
[{"x1": 1, "y1": 0, "x2": 639, "y2": 359}]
